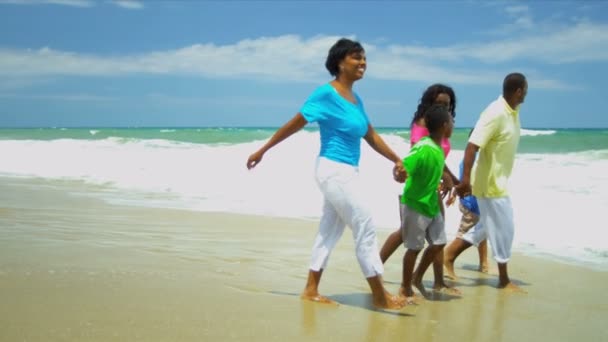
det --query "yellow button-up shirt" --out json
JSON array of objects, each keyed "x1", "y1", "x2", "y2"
[{"x1": 470, "y1": 95, "x2": 521, "y2": 198}]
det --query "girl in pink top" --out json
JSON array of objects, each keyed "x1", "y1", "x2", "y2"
[
  {"x1": 409, "y1": 84, "x2": 455, "y2": 156},
  {"x1": 410, "y1": 123, "x2": 451, "y2": 156},
  {"x1": 381, "y1": 83, "x2": 461, "y2": 299}
]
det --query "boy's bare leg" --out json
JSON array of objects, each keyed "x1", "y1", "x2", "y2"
[
  {"x1": 443, "y1": 238, "x2": 473, "y2": 280},
  {"x1": 399, "y1": 249, "x2": 420, "y2": 303},
  {"x1": 301, "y1": 269, "x2": 337, "y2": 304},
  {"x1": 367, "y1": 275, "x2": 406, "y2": 309},
  {"x1": 380, "y1": 230, "x2": 402, "y2": 263},
  {"x1": 478, "y1": 240, "x2": 489, "y2": 273},
  {"x1": 497, "y1": 262, "x2": 526, "y2": 293},
  {"x1": 432, "y1": 248, "x2": 444, "y2": 280},
  {"x1": 412, "y1": 245, "x2": 443, "y2": 298}
]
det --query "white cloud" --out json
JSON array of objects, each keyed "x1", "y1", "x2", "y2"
[
  {"x1": 0, "y1": 92, "x2": 116, "y2": 101},
  {"x1": 388, "y1": 21, "x2": 608, "y2": 65},
  {"x1": 0, "y1": 76, "x2": 54, "y2": 91},
  {"x1": 576, "y1": 2, "x2": 608, "y2": 12},
  {"x1": 110, "y1": 0, "x2": 143, "y2": 9},
  {"x1": 480, "y1": 22, "x2": 608, "y2": 63},
  {"x1": 0, "y1": 35, "x2": 339, "y2": 82},
  {"x1": 505, "y1": 4, "x2": 530, "y2": 16},
  {"x1": 482, "y1": 3, "x2": 535, "y2": 35},
  {"x1": 2, "y1": 22, "x2": 605, "y2": 90},
  {"x1": 0, "y1": 0, "x2": 94, "y2": 7},
  {"x1": 0, "y1": 0, "x2": 146, "y2": 8}
]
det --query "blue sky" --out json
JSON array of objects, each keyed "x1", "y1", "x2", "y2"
[{"x1": 1, "y1": 0, "x2": 607, "y2": 128}]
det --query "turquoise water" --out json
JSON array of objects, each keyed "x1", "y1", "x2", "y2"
[
  {"x1": 1, "y1": 127, "x2": 607, "y2": 154},
  {"x1": 0, "y1": 127, "x2": 273, "y2": 145}
]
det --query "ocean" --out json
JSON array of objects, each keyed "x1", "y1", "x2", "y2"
[{"x1": 1, "y1": 127, "x2": 607, "y2": 271}]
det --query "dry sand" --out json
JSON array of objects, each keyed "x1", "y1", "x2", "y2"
[{"x1": 0, "y1": 178, "x2": 606, "y2": 341}]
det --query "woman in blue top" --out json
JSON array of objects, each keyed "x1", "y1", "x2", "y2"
[{"x1": 247, "y1": 38, "x2": 405, "y2": 310}]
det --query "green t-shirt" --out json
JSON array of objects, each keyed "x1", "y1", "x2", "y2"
[{"x1": 401, "y1": 136, "x2": 445, "y2": 218}]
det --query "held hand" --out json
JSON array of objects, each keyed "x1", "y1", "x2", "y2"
[
  {"x1": 393, "y1": 162, "x2": 406, "y2": 183},
  {"x1": 246, "y1": 150, "x2": 264, "y2": 169},
  {"x1": 455, "y1": 182, "x2": 472, "y2": 198},
  {"x1": 445, "y1": 189, "x2": 457, "y2": 207},
  {"x1": 440, "y1": 176, "x2": 454, "y2": 200}
]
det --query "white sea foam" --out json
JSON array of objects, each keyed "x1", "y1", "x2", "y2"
[
  {"x1": 520, "y1": 128, "x2": 556, "y2": 136},
  {"x1": 1, "y1": 133, "x2": 606, "y2": 270}
]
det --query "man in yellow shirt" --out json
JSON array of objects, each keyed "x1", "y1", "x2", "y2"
[{"x1": 449, "y1": 73, "x2": 527, "y2": 292}]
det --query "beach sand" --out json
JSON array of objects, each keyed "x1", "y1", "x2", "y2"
[{"x1": 0, "y1": 178, "x2": 606, "y2": 341}]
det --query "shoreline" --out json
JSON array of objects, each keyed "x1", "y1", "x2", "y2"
[
  {"x1": 2, "y1": 174, "x2": 604, "y2": 273},
  {"x1": 1, "y1": 177, "x2": 607, "y2": 341}
]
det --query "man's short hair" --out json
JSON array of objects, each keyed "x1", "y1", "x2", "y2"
[{"x1": 503, "y1": 73, "x2": 527, "y2": 97}]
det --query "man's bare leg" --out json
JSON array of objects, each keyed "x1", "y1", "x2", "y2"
[
  {"x1": 497, "y1": 262, "x2": 526, "y2": 293},
  {"x1": 301, "y1": 269, "x2": 337, "y2": 304},
  {"x1": 430, "y1": 248, "x2": 461, "y2": 294},
  {"x1": 478, "y1": 240, "x2": 489, "y2": 273},
  {"x1": 367, "y1": 275, "x2": 406, "y2": 309},
  {"x1": 380, "y1": 230, "x2": 402, "y2": 264},
  {"x1": 443, "y1": 238, "x2": 472, "y2": 280}
]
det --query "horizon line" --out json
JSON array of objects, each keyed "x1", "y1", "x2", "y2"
[{"x1": 0, "y1": 126, "x2": 606, "y2": 130}]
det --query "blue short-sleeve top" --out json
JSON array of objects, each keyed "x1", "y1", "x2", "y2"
[{"x1": 300, "y1": 83, "x2": 370, "y2": 166}]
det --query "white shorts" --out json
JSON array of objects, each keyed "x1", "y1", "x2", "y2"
[
  {"x1": 461, "y1": 197, "x2": 514, "y2": 263},
  {"x1": 400, "y1": 203, "x2": 446, "y2": 251}
]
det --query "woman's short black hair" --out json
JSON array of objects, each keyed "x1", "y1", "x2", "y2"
[
  {"x1": 503, "y1": 73, "x2": 527, "y2": 97},
  {"x1": 325, "y1": 38, "x2": 364, "y2": 77},
  {"x1": 424, "y1": 104, "x2": 451, "y2": 134},
  {"x1": 411, "y1": 83, "x2": 457, "y2": 126}
]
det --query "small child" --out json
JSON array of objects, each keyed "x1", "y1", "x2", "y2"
[
  {"x1": 444, "y1": 130, "x2": 488, "y2": 279},
  {"x1": 399, "y1": 104, "x2": 454, "y2": 302}
]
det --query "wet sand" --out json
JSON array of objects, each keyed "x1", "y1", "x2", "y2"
[{"x1": 0, "y1": 177, "x2": 606, "y2": 341}]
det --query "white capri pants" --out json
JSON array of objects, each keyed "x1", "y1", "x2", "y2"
[
  {"x1": 461, "y1": 197, "x2": 514, "y2": 264},
  {"x1": 309, "y1": 157, "x2": 383, "y2": 278}
]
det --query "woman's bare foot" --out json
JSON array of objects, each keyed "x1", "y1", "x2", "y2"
[
  {"x1": 301, "y1": 291, "x2": 338, "y2": 305},
  {"x1": 479, "y1": 263, "x2": 489, "y2": 273},
  {"x1": 499, "y1": 282, "x2": 527, "y2": 293}
]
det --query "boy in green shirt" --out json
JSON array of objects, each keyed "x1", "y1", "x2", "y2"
[{"x1": 400, "y1": 104, "x2": 454, "y2": 302}]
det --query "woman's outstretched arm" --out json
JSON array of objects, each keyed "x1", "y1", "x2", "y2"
[{"x1": 246, "y1": 113, "x2": 308, "y2": 169}]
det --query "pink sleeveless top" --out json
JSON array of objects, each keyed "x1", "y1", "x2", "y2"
[{"x1": 410, "y1": 123, "x2": 451, "y2": 157}]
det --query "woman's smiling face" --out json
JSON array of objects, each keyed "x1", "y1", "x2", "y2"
[{"x1": 340, "y1": 51, "x2": 367, "y2": 80}]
